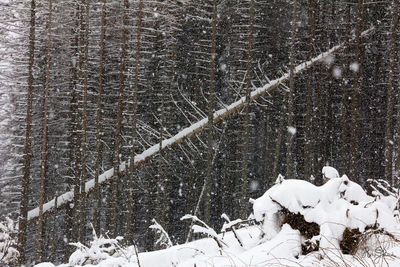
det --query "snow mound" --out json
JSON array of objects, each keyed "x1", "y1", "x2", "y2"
[
  {"x1": 322, "y1": 165, "x2": 340, "y2": 180},
  {"x1": 34, "y1": 172, "x2": 400, "y2": 267},
  {"x1": 253, "y1": 174, "x2": 399, "y2": 252}
]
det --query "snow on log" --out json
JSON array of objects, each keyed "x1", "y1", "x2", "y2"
[
  {"x1": 26, "y1": 27, "x2": 375, "y2": 225},
  {"x1": 252, "y1": 170, "x2": 399, "y2": 255}
]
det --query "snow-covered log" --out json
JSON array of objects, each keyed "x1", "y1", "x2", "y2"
[
  {"x1": 26, "y1": 27, "x2": 376, "y2": 225},
  {"x1": 253, "y1": 172, "x2": 399, "y2": 255}
]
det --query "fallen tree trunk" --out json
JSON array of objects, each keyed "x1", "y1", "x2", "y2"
[{"x1": 26, "y1": 27, "x2": 375, "y2": 226}]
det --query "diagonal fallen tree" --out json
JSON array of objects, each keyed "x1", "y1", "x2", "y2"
[{"x1": 26, "y1": 27, "x2": 376, "y2": 226}]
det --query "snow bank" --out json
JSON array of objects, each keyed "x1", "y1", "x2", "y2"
[
  {"x1": 47, "y1": 227, "x2": 261, "y2": 267},
  {"x1": 34, "y1": 167, "x2": 400, "y2": 267}
]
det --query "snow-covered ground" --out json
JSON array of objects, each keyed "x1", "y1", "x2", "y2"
[{"x1": 33, "y1": 167, "x2": 400, "y2": 267}]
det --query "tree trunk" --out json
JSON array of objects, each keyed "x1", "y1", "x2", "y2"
[
  {"x1": 304, "y1": 0, "x2": 316, "y2": 181},
  {"x1": 384, "y1": 0, "x2": 399, "y2": 182},
  {"x1": 393, "y1": 1, "x2": 400, "y2": 187},
  {"x1": 79, "y1": 0, "x2": 90, "y2": 243},
  {"x1": 17, "y1": 0, "x2": 35, "y2": 263},
  {"x1": 36, "y1": 0, "x2": 53, "y2": 261},
  {"x1": 286, "y1": 0, "x2": 300, "y2": 179},
  {"x1": 270, "y1": 0, "x2": 283, "y2": 182},
  {"x1": 240, "y1": 0, "x2": 254, "y2": 219},
  {"x1": 340, "y1": 3, "x2": 351, "y2": 174},
  {"x1": 93, "y1": 0, "x2": 107, "y2": 236},
  {"x1": 111, "y1": 0, "x2": 129, "y2": 237},
  {"x1": 50, "y1": 196, "x2": 57, "y2": 262},
  {"x1": 204, "y1": 0, "x2": 218, "y2": 225},
  {"x1": 72, "y1": 0, "x2": 83, "y2": 244},
  {"x1": 66, "y1": 1, "x2": 80, "y2": 256},
  {"x1": 349, "y1": 0, "x2": 364, "y2": 184},
  {"x1": 125, "y1": 0, "x2": 143, "y2": 243}
]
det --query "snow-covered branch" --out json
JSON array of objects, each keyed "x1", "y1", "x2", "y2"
[
  {"x1": 181, "y1": 214, "x2": 227, "y2": 251},
  {"x1": 149, "y1": 219, "x2": 173, "y2": 248},
  {"x1": 0, "y1": 217, "x2": 18, "y2": 265}
]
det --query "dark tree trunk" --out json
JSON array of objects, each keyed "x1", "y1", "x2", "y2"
[
  {"x1": 204, "y1": 0, "x2": 218, "y2": 225},
  {"x1": 240, "y1": 0, "x2": 255, "y2": 218},
  {"x1": 93, "y1": 0, "x2": 107, "y2": 236},
  {"x1": 286, "y1": 0, "x2": 300, "y2": 179},
  {"x1": 36, "y1": 0, "x2": 53, "y2": 261},
  {"x1": 111, "y1": 0, "x2": 129, "y2": 237},
  {"x1": 349, "y1": 0, "x2": 364, "y2": 184},
  {"x1": 18, "y1": 0, "x2": 35, "y2": 263},
  {"x1": 384, "y1": 0, "x2": 399, "y2": 182}
]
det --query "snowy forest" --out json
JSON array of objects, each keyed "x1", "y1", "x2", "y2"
[{"x1": 1, "y1": 0, "x2": 400, "y2": 265}]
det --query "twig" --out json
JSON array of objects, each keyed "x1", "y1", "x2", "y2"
[
  {"x1": 221, "y1": 214, "x2": 244, "y2": 247},
  {"x1": 133, "y1": 241, "x2": 141, "y2": 267}
]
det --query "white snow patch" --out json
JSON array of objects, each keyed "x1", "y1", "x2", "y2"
[
  {"x1": 322, "y1": 166, "x2": 340, "y2": 180},
  {"x1": 34, "y1": 263, "x2": 55, "y2": 267}
]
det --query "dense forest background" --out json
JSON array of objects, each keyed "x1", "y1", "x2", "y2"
[{"x1": 0, "y1": 0, "x2": 399, "y2": 264}]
